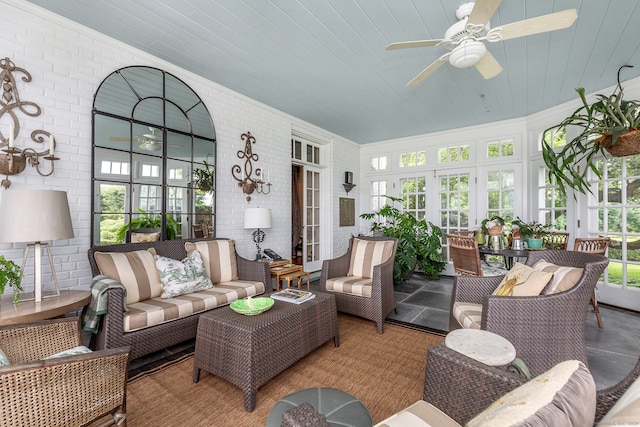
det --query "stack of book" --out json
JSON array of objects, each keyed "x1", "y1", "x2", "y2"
[{"x1": 270, "y1": 289, "x2": 315, "y2": 304}]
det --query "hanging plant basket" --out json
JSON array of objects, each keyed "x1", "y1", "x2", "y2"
[{"x1": 598, "y1": 128, "x2": 640, "y2": 157}]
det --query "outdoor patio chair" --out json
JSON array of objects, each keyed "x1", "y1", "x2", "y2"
[
  {"x1": 544, "y1": 231, "x2": 570, "y2": 250},
  {"x1": 449, "y1": 250, "x2": 609, "y2": 377},
  {"x1": 447, "y1": 234, "x2": 507, "y2": 276},
  {"x1": 574, "y1": 237, "x2": 611, "y2": 328},
  {"x1": 0, "y1": 317, "x2": 130, "y2": 426},
  {"x1": 319, "y1": 235, "x2": 397, "y2": 333}
]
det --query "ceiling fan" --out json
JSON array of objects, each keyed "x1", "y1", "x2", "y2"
[
  {"x1": 386, "y1": 0, "x2": 578, "y2": 87},
  {"x1": 108, "y1": 127, "x2": 163, "y2": 151}
]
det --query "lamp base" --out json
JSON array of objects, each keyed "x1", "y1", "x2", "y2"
[{"x1": 18, "y1": 242, "x2": 61, "y2": 303}]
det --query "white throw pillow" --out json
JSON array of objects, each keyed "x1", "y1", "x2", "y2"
[{"x1": 155, "y1": 250, "x2": 213, "y2": 298}]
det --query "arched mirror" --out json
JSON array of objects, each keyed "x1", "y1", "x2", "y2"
[{"x1": 91, "y1": 66, "x2": 216, "y2": 245}]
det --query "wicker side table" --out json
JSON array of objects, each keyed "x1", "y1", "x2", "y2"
[{"x1": 192, "y1": 292, "x2": 339, "y2": 412}]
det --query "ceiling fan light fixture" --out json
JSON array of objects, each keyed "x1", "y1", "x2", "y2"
[{"x1": 449, "y1": 40, "x2": 486, "y2": 68}]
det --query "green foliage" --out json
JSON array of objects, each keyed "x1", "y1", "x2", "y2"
[
  {"x1": 511, "y1": 217, "x2": 552, "y2": 239},
  {"x1": 542, "y1": 84, "x2": 640, "y2": 197},
  {"x1": 114, "y1": 209, "x2": 179, "y2": 243},
  {"x1": 480, "y1": 215, "x2": 505, "y2": 234},
  {"x1": 0, "y1": 256, "x2": 22, "y2": 304},
  {"x1": 193, "y1": 159, "x2": 215, "y2": 192},
  {"x1": 360, "y1": 196, "x2": 446, "y2": 283}
]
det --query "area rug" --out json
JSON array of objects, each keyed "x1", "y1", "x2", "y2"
[{"x1": 125, "y1": 314, "x2": 445, "y2": 426}]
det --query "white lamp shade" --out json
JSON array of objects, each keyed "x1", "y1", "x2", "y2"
[
  {"x1": 0, "y1": 190, "x2": 74, "y2": 243},
  {"x1": 244, "y1": 208, "x2": 272, "y2": 229}
]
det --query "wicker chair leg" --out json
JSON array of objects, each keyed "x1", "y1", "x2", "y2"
[
  {"x1": 377, "y1": 321, "x2": 384, "y2": 334},
  {"x1": 591, "y1": 292, "x2": 604, "y2": 328}
]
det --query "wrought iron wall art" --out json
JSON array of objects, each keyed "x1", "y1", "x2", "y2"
[
  {"x1": 0, "y1": 57, "x2": 59, "y2": 189},
  {"x1": 231, "y1": 131, "x2": 271, "y2": 202}
]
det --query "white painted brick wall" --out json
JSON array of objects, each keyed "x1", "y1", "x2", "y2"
[{"x1": 1, "y1": 0, "x2": 356, "y2": 293}]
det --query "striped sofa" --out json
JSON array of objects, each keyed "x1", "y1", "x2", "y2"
[{"x1": 87, "y1": 238, "x2": 270, "y2": 361}]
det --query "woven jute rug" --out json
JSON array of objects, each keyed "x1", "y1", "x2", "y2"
[{"x1": 125, "y1": 314, "x2": 445, "y2": 426}]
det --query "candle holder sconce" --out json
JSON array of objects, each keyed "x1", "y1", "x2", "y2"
[
  {"x1": 343, "y1": 171, "x2": 356, "y2": 194},
  {"x1": 231, "y1": 131, "x2": 271, "y2": 202},
  {"x1": 0, "y1": 57, "x2": 59, "y2": 189}
]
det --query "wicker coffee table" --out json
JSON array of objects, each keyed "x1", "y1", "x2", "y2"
[{"x1": 192, "y1": 292, "x2": 339, "y2": 411}]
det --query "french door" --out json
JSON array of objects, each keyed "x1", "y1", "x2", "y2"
[{"x1": 303, "y1": 166, "x2": 322, "y2": 272}]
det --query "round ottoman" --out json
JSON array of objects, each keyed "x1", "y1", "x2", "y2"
[{"x1": 266, "y1": 387, "x2": 372, "y2": 427}]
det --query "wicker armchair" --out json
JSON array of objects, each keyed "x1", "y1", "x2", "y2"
[
  {"x1": 543, "y1": 231, "x2": 570, "y2": 249},
  {"x1": 574, "y1": 237, "x2": 611, "y2": 328},
  {"x1": 319, "y1": 236, "x2": 397, "y2": 333},
  {"x1": 0, "y1": 317, "x2": 129, "y2": 427},
  {"x1": 449, "y1": 250, "x2": 609, "y2": 377}
]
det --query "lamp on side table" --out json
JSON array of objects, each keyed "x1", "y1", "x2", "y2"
[{"x1": 0, "y1": 189, "x2": 74, "y2": 303}]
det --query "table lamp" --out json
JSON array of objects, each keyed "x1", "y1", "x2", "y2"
[
  {"x1": 0, "y1": 189, "x2": 74, "y2": 302},
  {"x1": 244, "y1": 207, "x2": 272, "y2": 260}
]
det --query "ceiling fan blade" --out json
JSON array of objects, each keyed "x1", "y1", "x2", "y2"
[
  {"x1": 407, "y1": 54, "x2": 450, "y2": 87},
  {"x1": 475, "y1": 50, "x2": 503, "y2": 79},
  {"x1": 467, "y1": 0, "x2": 502, "y2": 27},
  {"x1": 492, "y1": 9, "x2": 578, "y2": 41},
  {"x1": 386, "y1": 39, "x2": 444, "y2": 50}
]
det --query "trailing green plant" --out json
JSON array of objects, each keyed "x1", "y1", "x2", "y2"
[
  {"x1": 193, "y1": 159, "x2": 215, "y2": 192},
  {"x1": 542, "y1": 67, "x2": 640, "y2": 197},
  {"x1": 511, "y1": 217, "x2": 551, "y2": 240},
  {"x1": 360, "y1": 196, "x2": 446, "y2": 283},
  {"x1": 115, "y1": 209, "x2": 179, "y2": 243},
  {"x1": 0, "y1": 255, "x2": 22, "y2": 304}
]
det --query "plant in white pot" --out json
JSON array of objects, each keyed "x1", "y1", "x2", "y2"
[
  {"x1": 542, "y1": 65, "x2": 640, "y2": 197},
  {"x1": 0, "y1": 255, "x2": 22, "y2": 304}
]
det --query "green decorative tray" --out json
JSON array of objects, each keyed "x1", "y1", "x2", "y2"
[{"x1": 230, "y1": 297, "x2": 274, "y2": 315}]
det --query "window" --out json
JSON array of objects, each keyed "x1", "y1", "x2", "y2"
[
  {"x1": 399, "y1": 151, "x2": 426, "y2": 167},
  {"x1": 486, "y1": 170, "x2": 515, "y2": 221},
  {"x1": 292, "y1": 138, "x2": 320, "y2": 164},
  {"x1": 487, "y1": 139, "x2": 514, "y2": 158},
  {"x1": 400, "y1": 177, "x2": 426, "y2": 219},
  {"x1": 439, "y1": 173, "x2": 470, "y2": 232},
  {"x1": 370, "y1": 180, "x2": 387, "y2": 212},
  {"x1": 371, "y1": 156, "x2": 388, "y2": 170},
  {"x1": 538, "y1": 166, "x2": 567, "y2": 230},
  {"x1": 541, "y1": 128, "x2": 566, "y2": 150},
  {"x1": 438, "y1": 145, "x2": 470, "y2": 163},
  {"x1": 92, "y1": 66, "x2": 216, "y2": 245}
]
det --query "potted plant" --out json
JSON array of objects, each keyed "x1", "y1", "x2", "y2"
[
  {"x1": 542, "y1": 66, "x2": 640, "y2": 197},
  {"x1": 114, "y1": 209, "x2": 179, "y2": 243},
  {"x1": 360, "y1": 196, "x2": 446, "y2": 284},
  {"x1": 511, "y1": 217, "x2": 551, "y2": 249},
  {"x1": 481, "y1": 215, "x2": 505, "y2": 236},
  {"x1": 193, "y1": 159, "x2": 215, "y2": 192},
  {"x1": 0, "y1": 255, "x2": 23, "y2": 304}
]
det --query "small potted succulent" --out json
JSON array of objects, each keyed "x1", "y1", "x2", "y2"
[
  {"x1": 0, "y1": 255, "x2": 23, "y2": 304},
  {"x1": 511, "y1": 217, "x2": 551, "y2": 249}
]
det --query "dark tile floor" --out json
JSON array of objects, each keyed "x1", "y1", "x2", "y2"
[
  {"x1": 389, "y1": 272, "x2": 640, "y2": 389},
  {"x1": 126, "y1": 271, "x2": 640, "y2": 390}
]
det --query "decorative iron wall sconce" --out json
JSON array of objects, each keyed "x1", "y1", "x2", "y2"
[
  {"x1": 343, "y1": 171, "x2": 356, "y2": 194},
  {"x1": 0, "y1": 57, "x2": 59, "y2": 189},
  {"x1": 231, "y1": 131, "x2": 271, "y2": 202}
]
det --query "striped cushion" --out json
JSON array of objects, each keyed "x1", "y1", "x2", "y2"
[
  {"x1": 452, "y1": 302, "x2": 482, "y2": 329},
  {"x1": 94, "y1": 250, "x2": 162, "y2": 305},
  {"x1": 123, "y1": 280, "x2": 265, "y2": 332},
  {"x1": 185, "y1": 240, "x2": 238, "y2": 284},
  {"x1": 347, "y1": 238, "x2": 395, "y2": 279},
  {"x1": 532, "y1": 260, "x2": 584, "y2": 295},
  {"x1": 326, "y1": 276, "x2": 372, "y2": 298},
  {"x1": 374, "y1": 400, "x2": 461, "y2": 427}
]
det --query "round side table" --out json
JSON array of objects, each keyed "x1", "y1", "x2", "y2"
[{"x1": 266, "y1": 387, "x2": 372, "y2": 427}]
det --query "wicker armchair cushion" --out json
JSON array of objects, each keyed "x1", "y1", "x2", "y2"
[
  {"x1": 347, "y1": 238, "x2": 395, "y2": 279},
  {"x1": 185, "y1": 239, "x2": 239, "y2": 283},
  {"x1": 452, "y1": 302, "x2": 483, "y2": 329},
  {"x1": 154, "y1": 250, "x2": 213, "y2": 298},
  {"x1": 467, "y1": 360, "x2": 595, "y2": 427},
  {"x1": 532, "y1": 260, "x2": 584, "y2": 295},
  {"x1": 492, "y1": 263, "x2": 552, "y2": 297},
  {"x1": 597, "y1": 374, "x2": 640, "y2": 425},
  {"x1": 94, "y1": 250, "x2": 162, "y2": 304},
  {"x1": 325, "y1": 276, "x2": 372, "y2": 297}
]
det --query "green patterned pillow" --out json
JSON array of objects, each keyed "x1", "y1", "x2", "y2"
[
  {"x1": 0, "y1": 347, "x2": 9, "y2": 366},
  {"x1": 155, "y1": 250, "x2": 213, "y2": 298},
  {"x1": 43, "y1": 346, "x2": 93, "y2": 359}
]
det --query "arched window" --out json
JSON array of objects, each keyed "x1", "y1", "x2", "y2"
[{"x1": 91, "y1": 66, "x2": 216, "y2": 245}]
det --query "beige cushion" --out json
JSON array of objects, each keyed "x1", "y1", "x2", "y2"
[
  {"x1": 131, "y1": 231, "x2": 160, "y2": 243},
  {"x1": 347, "y1": 238, "x2": 395, "y2": 279},
  {"x1": 532, "y1": 259, "x2": 584, "y2": 295},
  {"x1": 374, "y1": 400, "x2": 461, "y2": 427},
  {"x1": 94, "y1": 250, "x2": 162, "y2": 304},
  {"x1": 452, "y1": 302, "x2": 482, "y2": 329},
  {"x1": 598, "y1": 374, "x2": 640, "y2": 425},
  {"x1": 492, "y1": 262, "x2": 553, "y2": 297},
  {"x1": 185, "y1": 240, "x2": 238, "y2": 284},
  {"x1": 325, "y1": 276, "x2": 372, "y2": 297},
  {"x1": 467, "y1": 360, "x2": 596, "y2": 427}
]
